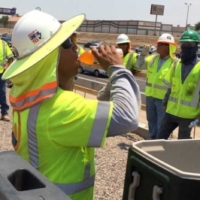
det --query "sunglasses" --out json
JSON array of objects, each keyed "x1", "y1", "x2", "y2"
[{"x1": 61, "y1": 38, "x2": 72, "y2": 49}]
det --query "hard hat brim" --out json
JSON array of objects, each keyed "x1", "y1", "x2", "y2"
[
  {"x1": 179, "y1": 39, "x2": 199, "y2": 43},
  {"x1": 3, "y1": 14, "x2": 85, "y2": 80},
  {"x1": 156, "y1": 40, "x2": 177, "y2": 46},
  {"x1": 116, "y1": 40, "x2": 131, "y2": 44}
]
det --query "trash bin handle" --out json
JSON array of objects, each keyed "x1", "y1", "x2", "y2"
[
  {"x1": 130, "y1": 156, "x2": 170, "y2": 183},
  {"x1": 128, "y1": 171, "x2": 140, "y2": 200}
]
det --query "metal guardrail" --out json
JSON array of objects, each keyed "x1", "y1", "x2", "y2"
[{"x1": 74, "y1": 84, "x2": 146, "y2": 111}]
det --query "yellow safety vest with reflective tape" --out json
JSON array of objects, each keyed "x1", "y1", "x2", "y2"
[
  {"x1": 123, "y1": 52, "x2": 138, "y2": 70},
  {"x1": 11, "y1": 88, "x2": 113, "y2": 200},
  {"x1": 0, "y1": 40, "x2": 6, "y2": 74},
  {"x1": 145, "y1": 55, "x2": 174, "y2": 99},
  {"x1": 163, "y1": 60, "x2": 200, "y2": 119}
]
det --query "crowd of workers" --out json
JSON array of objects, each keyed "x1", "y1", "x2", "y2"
[{"x1": 0, "y1": 9, "x2": 200, "y2": 200}]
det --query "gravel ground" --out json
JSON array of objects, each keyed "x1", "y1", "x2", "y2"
[{"x1": 0, "y1": 88, "x2": 144, "y2": 200}]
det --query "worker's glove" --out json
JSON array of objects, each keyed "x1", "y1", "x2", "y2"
[{"x1": 141, "y1": 46, "x2": 150, "y2": 56}]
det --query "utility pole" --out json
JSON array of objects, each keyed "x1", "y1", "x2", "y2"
[{"x1": 185, "y1": 2, "x2": 192, "y2": 29}]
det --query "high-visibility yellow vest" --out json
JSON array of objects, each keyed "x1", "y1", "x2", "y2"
[
  {"x1": 0, "y1": 39, "x2": 13, "y2": 73},
  {"x1": 123, "y1": 52, "x2": 138, "y2": 70},
  {"x1": 0, "y1": 40, "x2": 7, "y2": 73},
  {"x1": 77, "y1": 45, "x2": 85, "y2": 56},
  {"x1": 145, "y1": 55, "x2": 174, "y2": 99},
  {"x1": 11, "y1": 87, "x2": 113, "y2": 200},
  {"x1": 163, "y1": 60, "x2": 200, "y2": 119}
]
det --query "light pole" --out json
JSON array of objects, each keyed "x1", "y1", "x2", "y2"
[{"x1": 185, "y1": 2, "x2": 192, "y2": 29}]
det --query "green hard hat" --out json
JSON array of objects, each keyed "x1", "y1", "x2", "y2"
[{"x1": 179, "y1": 30, "x2": 200, "y2": 43}]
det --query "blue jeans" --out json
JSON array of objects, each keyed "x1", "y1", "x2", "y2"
[
  {"x1": 0, "y1": 73, "x2": 9, "y2": 115},
  {"x1": 157, "y1": 113, "x2": 193, "y2": 139},
  {"x1": 146, "y1": 96, "x2": 165, "y2": 139}
]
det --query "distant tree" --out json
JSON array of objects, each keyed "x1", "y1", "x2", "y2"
[
  {"x1": 195, "y1": 22, "x2": 200, "y2": 31},
  {"x1": 187, "y1": 24, "x2": 191, "y2": 28},
  {"x1": 0, "y1": 16, "x2": 9, "y2": 27}
]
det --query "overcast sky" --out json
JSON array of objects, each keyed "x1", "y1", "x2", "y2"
[{"x1": 1, "y1": 0, "x2": 200, "y2": 27}]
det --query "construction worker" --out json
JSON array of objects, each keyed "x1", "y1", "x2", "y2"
[
  {"x1": 136, "y1": 33, "x2": 177, "y2": 139},
  {"x1": 97, "y1": 34, "x2": 143, "y2": 101},
  {"x1": 2, "y1": 10, "x2": 141, "y2": 200},
  {"x1": 157, "y1": 30, "x2": 200, "y2": 139},
  {"x1": 116, "y1": 33, "x2": 141, "y2": 72},
  {"x1": 0, "y1": 38, "x2": 13, "y2": 121}
]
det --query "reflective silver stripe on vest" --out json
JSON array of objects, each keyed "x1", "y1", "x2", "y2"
[
  {"x1": 169, "y1": 96, "x2": 178, "y2": 102},
  {"x1": 27, "y1": 104, "x2": 40, "y2": 169},
  {"x1": 149, "y1": 55, "x2": 159, "y2": 68},
  {"x1": 10, "y1": 88, "x2": 56, "y2": 109},
  {"x1": 146, "y1": 82, "x2": 167, "y2": 90},
  {"x1": 163, "y1": 79, "x2": 171, "y2": 88},
  {"x1": 56, "y1": 163, "x2": 95, "y2": 194},
  {"x1": 126, "y1": 53, "x2": 133, "y2": 69},
  {"x1": 88, "y1": 101, "x2": 110, "y2": 147},
  {"x1": 0, "y1": 40, "x2": 6, "y2": 67}
]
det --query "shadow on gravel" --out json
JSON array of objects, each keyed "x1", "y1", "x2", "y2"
[{"x1": 117, "y1": 142, "x2": 130, "y2": 150}]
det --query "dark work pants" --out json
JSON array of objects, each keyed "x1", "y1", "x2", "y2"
[
  {"x1": 157, "y1": 112, "x2": 194, "y2": 139},
  {"x1": 0, "y1": 73, "x2": 9, "y2": 115}
]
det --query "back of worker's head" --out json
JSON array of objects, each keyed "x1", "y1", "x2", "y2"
[
  {"x1": 156, "y1": 33, "x2": 177, "y2": 58},
  {"x1": 116, "y1": 34, "x2": 131, "y2": 54}
]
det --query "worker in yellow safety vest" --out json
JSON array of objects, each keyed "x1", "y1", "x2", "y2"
[
  {"x1": 97, "y1": 34, "x2": 143, "y2": 101},
  {"x1": 0, "y1": 38, "x2": 13, "y2": 121},
  {"x1": 116, "y1": 33, "x2": 141, "y2": 72},
  {"x1": 157, "y1": 30, "x2": 200, "y2": 139},
  {"x1": 136, "y1": 33, "x2": 177, "y2": 139},
  {"x1": 2, "y1": 10, "x2": 141, "y2": 200}
]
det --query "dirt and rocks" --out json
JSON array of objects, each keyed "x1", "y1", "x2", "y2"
[{"x1": 0, "y1": 88, "x2": 144, "y2": 200}]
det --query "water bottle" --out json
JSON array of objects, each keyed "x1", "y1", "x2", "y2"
[{"x1": 188, "y1": 119, "x2": 199, "y2": 128}]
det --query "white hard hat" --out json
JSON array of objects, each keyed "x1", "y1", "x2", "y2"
[
  {"x1": 3, "y1": 10, "x2": 85, "y2": 79},
  {"x1": 157, "y1": 33, "x2": 176, "y2": 45},
  {"x1": 12, "y1": 11, "x2": 61, "y2": 58},
  {"x1": 150, "y1": 45, "x2": 157, "y2": 53},
  {"x1": 116, "y1": 34, "x2": 131, "y2": 44}
]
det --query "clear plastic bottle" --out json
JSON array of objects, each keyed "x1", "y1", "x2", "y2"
[{"x1": 188, "y1": 119, "x2": 199, "y2": 128}]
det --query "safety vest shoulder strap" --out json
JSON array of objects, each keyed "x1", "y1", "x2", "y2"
[
  {"x1": 125, "y1": 52, "x2": 134, "y2": 68},
  {"x1": 149, "y1": 54, "x2": 160, "y2": 67}
]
